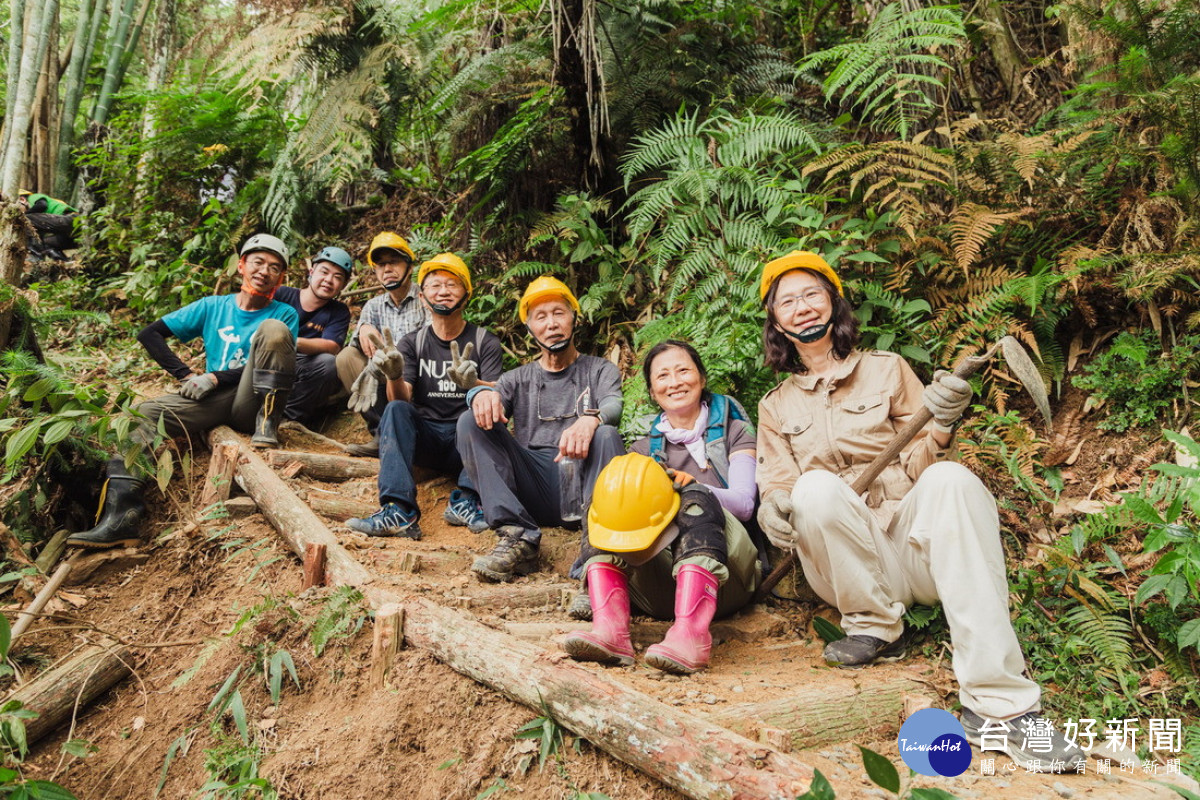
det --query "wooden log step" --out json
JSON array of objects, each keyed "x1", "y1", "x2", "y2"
[
  {"x1": 5, "y1": 643, "x2": 132, "y2": 745},
  {"x1": 265, "y1": 449, "x2": 379, "y2": 481},
  {"x1": 504, "y1": 607, "x2": 788, "y2": 648},
  {"x1": 453, "y1": 583, "x2": 576, "y2": 610},
  {"x1": 706, "y1": 674, "x2": 934, "y2": 750},
  {"x1": 306, "y1": 493, "x2": 377, "y2": 521}
]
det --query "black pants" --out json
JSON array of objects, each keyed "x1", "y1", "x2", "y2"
[{"x1": 26, "y1": 213, "x2": 77, "y2": 250}]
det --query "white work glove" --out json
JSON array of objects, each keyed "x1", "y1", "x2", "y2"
[
  {"x1": 758, "y1": 489, "x2": 797, "y2": 549},
  {"x1": 348, "y1": 365, "x2": 379, "y2": 414},
  {"x1": 921, "y1": 369, "x2": 972, "y2": 426},
  {"x1": 364, "y1": 328, "x2": 405, "y2": 381},
  {"x1": 179, "y1": 373, "x2": 218, "y2": 401},
  {"x1": 446, "y1": 341, "x2": 479, "y2": 390}
]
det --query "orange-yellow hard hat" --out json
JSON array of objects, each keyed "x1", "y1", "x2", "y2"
[
  {"x1": 587, "y1": 453, "x2": 681, "y2": 554},
  {"x1": 367, "y1": 231, "x2": 415, "y2": 267},
  {"x1": 518, "y1": 275, "x2": 581, "y2": 323},
  {"x1": 417, "y1": 252, "x2": 472, "y2": 295},
  {"x1": 759, "y1": 250, "x2": 843, "y2": 302}
]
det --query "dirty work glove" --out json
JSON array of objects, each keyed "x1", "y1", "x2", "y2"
[
  {"x1": 446, "y1": 341, "x2": 479, "y2": 390},
  {"x1": 347, "y1": 364, "x2": 381, "y2": 414},
  {"x1": 364, "y1": 328, "x2": 405, "y2": 381},
  {"x1": 179, "y1": 373, "x2": 218, "y2": 401},
  {"x1": 758, "y1": 489, "x2": 796, "y2": 549},
  {"x1": 665, "y1": 467, "x2": 696, "y2": 491},
  {"x1": 922, "y1": 369, "x2": 972, "y2": 426}
]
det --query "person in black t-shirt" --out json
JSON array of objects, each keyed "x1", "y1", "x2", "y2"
[
  {"x1": 347, "y1": 254, "x2": 502, "y2": 540},
  {"x1": 274, "y1": 246, "x2": 352, "y2": 424}
]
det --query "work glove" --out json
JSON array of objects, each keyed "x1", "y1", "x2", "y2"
[
  {"x1": 179, "y1": 373, "x2": 218, "y2": 401},
  {"x1": 758, "y1": 489, "x2": 797, "y2": 549},
  {"x1": 446, "y1": 341, "x2": 479, "y2": 390},
  {"x1": 921, "y1": 369, "x2": 973, "y2": 426},
  {"x1": 665, "y1": 468, "x2": 696, "y2": 491},
  {"x1": 364, "y1": 328, "x2": 405, "y2": 381}
]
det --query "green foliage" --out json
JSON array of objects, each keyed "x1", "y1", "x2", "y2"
[
  {"x1": 0, "y1": 701, "x2": 80, "y2": 798},
  {"x1": 1071, "y1": 0, "x2": 1200, "y2": 192},
  {"x1": 796, "y1": 769, "x2": 836, "y2": 800},
  {"x1": 514, "y1": 708, "x2": 565, "y2": 773},
  {"x1": 858, "y1": 745, "x2": 900, "y2": 794},
  {"x1": 811, "y1": 616, "x2": 845, "y2": 644},
  {"x1": 798, "y1": 4, "x2": 965, "y2": 139},
  {"x1": 311, "y1": 587, "x2": 367, "y2": 657},
  {"x1": 1073, "y1": 330, "x2": 1200, "y2": 432}
]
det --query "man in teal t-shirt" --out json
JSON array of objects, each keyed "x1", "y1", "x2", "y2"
[{"x1": 67, "y1": 234, "x2": 300, "y2": 550}]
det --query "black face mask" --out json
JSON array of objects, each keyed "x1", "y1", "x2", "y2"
[
  {"x1": 529, "y1": 326, "x2": 573, "y2": 353},
  {"x1": 783, "y1": 322, "x2": 831, "y2": 344},
  {"x1": 424, "y1": 294, "x2": 467, "y2": 317},
  {"x1": 382, "y1": 279, "x2": 407, "y2": 291}
]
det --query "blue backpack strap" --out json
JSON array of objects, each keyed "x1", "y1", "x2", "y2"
[{"x1": 647, "y1": 412, "x2": 667, "y2": 465}]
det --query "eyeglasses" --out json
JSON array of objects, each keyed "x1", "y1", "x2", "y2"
[
  {"x1": 422, "y1": 280, "x2": 463, "y2": 293},
  {"x1": 774, "y1": 288, "x2": 828, "y2": 314},
  {"x1": 537, "y1": 387, "x2": 591, "y2": 422}
]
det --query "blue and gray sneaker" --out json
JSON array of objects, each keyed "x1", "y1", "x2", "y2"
[
  {"x1": 443, "y1": 489, "x2": 489, "y2": 534},
  {"x1": 347, "y1": 503, "x2": 421, "y2": 539}
]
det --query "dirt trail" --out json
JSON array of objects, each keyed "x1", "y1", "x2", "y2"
[{"x1": 11, "y1": 424, "x2": 1196, "y2": 800}]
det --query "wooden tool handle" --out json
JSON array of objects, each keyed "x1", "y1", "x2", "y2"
[{"x1": 752, "y1": 351, "x2": 995, "y2": 604}]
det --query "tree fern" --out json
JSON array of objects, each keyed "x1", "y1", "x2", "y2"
[{"x1": 798, "y1": 3, "x2": 965, "y2": 140}]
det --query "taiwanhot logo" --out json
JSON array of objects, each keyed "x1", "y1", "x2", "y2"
[{"x1": 897, "y1": 708, "x2": 972, "y2": 777}]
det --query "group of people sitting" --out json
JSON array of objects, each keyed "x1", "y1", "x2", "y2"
[{"x1": 64, "y1": 234, "x2": 1084, "y2": 773}]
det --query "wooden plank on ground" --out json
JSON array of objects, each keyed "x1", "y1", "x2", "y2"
[
  {"x1": 5, "y1": 642, "x2": 132, "y2": 745},
  {"x1": 265, "y1": 449, "x2": 379, "y2": 481}
]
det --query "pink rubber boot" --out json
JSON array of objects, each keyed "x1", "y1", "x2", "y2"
[
  {"x1": 644, "y1": 564, "x2": 718, "y2": 674},
  {"x1": 561, "y1": 562, "x2": 635, "y2": 666}
]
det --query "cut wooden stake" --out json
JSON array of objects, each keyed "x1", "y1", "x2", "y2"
[
  {"x1": 397, "y1": 552, "x2": 421, "y2": 574},
  {"x1": 370, "y1": 603, "x2": 404, "y2": 689},
  {"x1": 208, "y1": 427, "x2": 373, "y2": 588},
  {"x1": 199, "y1": 443, "x2": 241, "y2": 508},
  {"x1": 279, "y1": 460, "x2": 305, "y2": 479},
  {"x1": 4, "y1": 642, "x2": 132, "y2": 745},
  {"x1": 265, "y1": 450, "x2": 379, "y2": 481},
  {"x1": 302, "y1": 543, "x2": 327, "y2": 589}
]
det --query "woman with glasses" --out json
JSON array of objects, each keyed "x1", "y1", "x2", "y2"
[
  {"x1": 755, "y1": 250, "x2": 1083, "y2": 773},
  {"x1": 561, "y1": 341, "x2": 761, "y2": 673}
]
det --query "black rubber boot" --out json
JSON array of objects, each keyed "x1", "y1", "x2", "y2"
[
  {"x1": 67, "y1": 459, "x2": 146, "y2": 549},
  {"x1": 251, "y1": 369, "x2": 292, "y2": 448}
]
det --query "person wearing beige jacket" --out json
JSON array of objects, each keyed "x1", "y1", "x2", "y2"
[{"x1": 755, "y1": 251, "x2": 1084, "y2": 774}]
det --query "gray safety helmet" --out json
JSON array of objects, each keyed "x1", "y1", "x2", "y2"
[
  {"x1": 240, "y1": 234, "x2": 290, "y2": 267},
  {"x1": 312, "y1": 246, "x2": 354, "y2": 277}
]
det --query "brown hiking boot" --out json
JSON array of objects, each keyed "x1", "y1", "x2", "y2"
[{"x1": 471, "y1": 526, "x2": 538, "y2": 582}]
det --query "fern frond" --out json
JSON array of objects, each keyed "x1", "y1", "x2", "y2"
[{"x1": 949, "y1": 203, "x2": 1030, "y2": 273}]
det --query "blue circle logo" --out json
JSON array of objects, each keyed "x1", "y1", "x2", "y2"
[{"x1": 897, "y1": 708, "x2": 971, "y2": 777}]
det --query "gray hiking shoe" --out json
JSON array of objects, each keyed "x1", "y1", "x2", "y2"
[
  {"x1": 567, "y1": 591, "x2": 593, "y2": 621},
  {"x1": 823, "y1": 633, "x2": 906, "y2": 668},
  {"x1": 961, "y1": 707, "x2": 1087, "y2": 773},
  {"x1": 443, "y1": 488, "x2": 489, "y2": 534},
  {"x1": 472, "y1": 526, "x2": 538, "y2": 582},
  {"x1": 346, "y1": 503, "x2": 421, "y2": 539},
  {"x1": 344, "y1": 436, "x2": 379, "y2": 457}
]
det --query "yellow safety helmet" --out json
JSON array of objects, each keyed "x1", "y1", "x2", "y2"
[
  {"x1": 417, "y1": 253, "x2": 472, "y2": 296},
  {"x1": 587, "y1": 453, "x2": 681, "y2": 554},
  {"x1": 759, "y1": 250, "x2": 843, "y2": 302},
  {"x1": 518, "y1": 275, "x2": 581, "y2": 323},
  {"x1": 367, "y1": 231, "x2": 415, "y2": 267}
]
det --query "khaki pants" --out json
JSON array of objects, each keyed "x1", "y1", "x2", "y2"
[
  {"x1": 334, "y1": 344, "x2": 386, "y2": 430},
  {"x1": 788, "y1": 462, "x2": 1041, "y2": 719},
  {"x1": 133, "y1": 319, "x2": 295, "y2": 447}
]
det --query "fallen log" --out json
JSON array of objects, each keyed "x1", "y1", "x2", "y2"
[
  {"x1": 223, "y1": 426, "x2": 823, "y2": 798},
  {"x1": 402, "y1": 595, "x2": 815, "y2": 800},
  {"x1": 6, "y1": 642, "x2": 132, "y2": 745},
  {"x1": 199, "y1": 443, "x2": 240, "y2": 507},
  {"x1": 265, "y1": 450, "x2": 378, "y2": 481},
  {"x1": 707, "y1": 675, "x2": 931, "y2": 749},
  {"x1": 208, "y1": 428, "x2": 373, "y2": 588}
]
